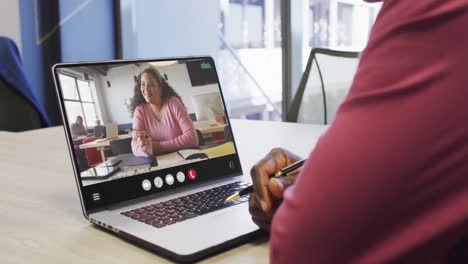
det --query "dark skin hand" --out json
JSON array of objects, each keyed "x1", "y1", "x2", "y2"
[{"x1": 249, "y1": 148, "x2": 302, "y2": 232}]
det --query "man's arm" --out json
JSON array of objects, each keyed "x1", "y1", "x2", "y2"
[
  {"x1": 270, "y1": 105, "x2": 417, "y2": 263},
  {"x1": 261, "y1": 1, "x2": 468, "y2": 262}
]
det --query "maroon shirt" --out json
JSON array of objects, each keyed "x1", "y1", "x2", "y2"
[{"x1": 271, "y1": 1, "x2": 468, "y2": 263}]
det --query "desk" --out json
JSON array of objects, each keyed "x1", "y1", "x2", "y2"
[
  {"x1": 194, "y1": 122, "x2": 227, "y2": 134},
  {"x1": 0, "y1": 119, "x2": 327, "y2": 263},
  {"x1": 79, "y1": 134, "x2": 132, "y2": 161}
]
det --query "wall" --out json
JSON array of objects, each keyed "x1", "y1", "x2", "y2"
[
  {"x1": 0, "y1": 0, "x2": 21, "y2": 51},
  {"x1": 158, "y1": 63, "x2": 220, "y2": 115},
  {"x1": 59, "y1": 0, "x2": 115, "y2": 62},
  {"x1": 93, "y1": 64, "x2": 137, "y2": 125},
  {"x1": 120, "y1": 0, "x2": 219, "y2": 59}
]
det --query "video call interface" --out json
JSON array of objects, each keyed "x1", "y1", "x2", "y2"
[{"x1": 56, "y1": 58, "x2": 237, "y2": 192}]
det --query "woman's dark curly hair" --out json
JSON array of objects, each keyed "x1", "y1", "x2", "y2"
[{"x1": 130, "y1": 66, "x2": 183, "y2": 116}]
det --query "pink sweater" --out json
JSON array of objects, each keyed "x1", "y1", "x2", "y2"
[
  {"x1": 131, "y1": 97, "x2": 198, "y2": 156},
  {"x1": 271, "y1": 1, "x2": 468, "y2": 263}
]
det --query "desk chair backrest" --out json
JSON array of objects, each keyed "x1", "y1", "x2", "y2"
[
  {"x1": 0, "y1": 77, "x2": 41, "y2": 131},
  {"x1": 287, "y1": 48, "x2": 360, "y2": 124},
  {"x1": 196, "y1": 129, "x2": 205, "y2": 146},
  {"x1": 224, "y1": 125, "x2": 233, "y2": 142},
  {"x1": 93, "y1": 125, "x2": 105, "y2": 138},
  {"x1": 0, "y1": 36, "x2": 51, "y2": 131},
  {"x1": 82, "y1": 137, "x2": 103, "y2": 167},
  {"x1": 117, "y1": 123, "x2": 132, "y2": 134},
  {"x1": 110, "y1": 137, "x2": 132, "y2": 155},
  {"x1": 72, "y1": 138, "x2": 89, "y2": 172}
]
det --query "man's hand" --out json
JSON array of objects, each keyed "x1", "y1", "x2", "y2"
[{"x1": 249, "y1": 148, "x2": 301, "y2": 231}]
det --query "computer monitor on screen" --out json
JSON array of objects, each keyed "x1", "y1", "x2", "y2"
[{"x1": 191, "y1": 92, "x2": 225, "y2": 123}]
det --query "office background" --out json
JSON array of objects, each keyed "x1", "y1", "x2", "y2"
[
  {"x1": 0, "y1": 0, "x2": 381, "y2": 129},
  {"x1": 59, "y1": 62, "x2": 222, "y2": 127}
]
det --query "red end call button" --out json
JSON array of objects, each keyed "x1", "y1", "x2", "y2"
[{"x1": 188, "y1": 169, "x2": 197, "y2": 180}]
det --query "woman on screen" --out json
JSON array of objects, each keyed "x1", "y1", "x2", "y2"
[{"x1": 130, "y1": 66, "x2": 198, "y2": 156}]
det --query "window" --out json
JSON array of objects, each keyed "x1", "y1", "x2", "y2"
[
  {"x1": 118, "y1": 0, "x2": 381, "y2": 122},
  {"x1": 59, "y1": 74, "x2": 99, "y2": 127},
  {"x1": 305, "y1": 0, "x2": 382, "y2": 51},
  {"x1": 218, "y1": 0, "x2": 282, "y2": 120},
  {"x1": 300, "y1": 0, "x2": 381, "y2": 82},
  {"x1": 119, "y1": 0, "x2": 282, "y2": 121}
]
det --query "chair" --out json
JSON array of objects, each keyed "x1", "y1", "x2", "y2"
[
  {"x1": 118, "y1": 123, "x2": 133, "y2": 134},
  {"x1": 224, "y1": 125, "x2": 233, "y2": 141},
  {"x1": 196, "y1": 128, "x2": 225, "y2": 150},
  {"x1": 0, "y1": 36, "x2": 50, "y2": 131},
  {"x1": 82, "y1": 137, "x2": 103, "y2": 167},
  {"x1": 189, "y1": 113, "x2": 197, "y2": 122},
  {"x1": 93, "y1": 125, "x2": 105, "y2": 138},
  {"x1": 287, "y1": 48, "x2": 360, "y2": 124},
  {"x1": 109, "y1": 137, "x2": 132, "y2": 156},
  {"x1": 212, "y1": 131, "x2": 226, "y2": 144},
  {"x1": 72, "y1": 138, "x2": 89, "y2": 172},
  {"x1": 196, "y1": 129, "x2": 205, "y2": 146}
]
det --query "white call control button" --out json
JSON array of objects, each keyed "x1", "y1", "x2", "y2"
[
  {"x1": 142, "y1": 179, "x2": 151, "y2": 191},
  {"x1": 176, "y1": 171, "x2": 185, "y2": 183},
  {"x1": 154, "y1": 177, "x2": 163, "y2": 188},
  {"x1": 165, "y1": 174, "x2": 174, "y2": 185}
]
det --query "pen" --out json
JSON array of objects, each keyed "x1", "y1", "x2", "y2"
[{"x1": 224, "y1": 158, "x2": 306, "y2": 203}]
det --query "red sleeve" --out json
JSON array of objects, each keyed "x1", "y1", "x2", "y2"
[{"x1": 270, "y1": 1, "x2": 468, "y2": 263}]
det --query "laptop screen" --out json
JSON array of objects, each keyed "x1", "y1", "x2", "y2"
[{"x1": 53, "y1": 57, "x2": 242, "y2": 211}]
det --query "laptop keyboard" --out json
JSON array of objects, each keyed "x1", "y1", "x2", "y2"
[{"x1": 120, "y1": 181, "x2": 250, "y2": 228}]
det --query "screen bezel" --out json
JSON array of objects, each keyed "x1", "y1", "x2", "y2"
[{"x1": 52, "y1": 56, "x2": 243, "y2": 215}]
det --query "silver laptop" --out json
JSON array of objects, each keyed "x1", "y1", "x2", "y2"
[{"x1": 52, "y1": 57, "x2": 260, "y2": 262}]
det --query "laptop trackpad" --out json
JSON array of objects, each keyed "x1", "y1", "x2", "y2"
[{"x1": 145, "y1": 203, "x2": 258, "y2": 255}]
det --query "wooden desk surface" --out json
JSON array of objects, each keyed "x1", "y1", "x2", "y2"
[
  {"x1": 194, "y1": 122, "x2": 228, "y2": 134},
  {"x1": 79, "y1": 134, "x2": 132, "y2": 149},
  {"x1": 0, "y1": 119, "x2": 327, "y2": 263}
]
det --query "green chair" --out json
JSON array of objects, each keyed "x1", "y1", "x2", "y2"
[{"x1": 287, "y1": 48, "x2": 360, "y2": 124}]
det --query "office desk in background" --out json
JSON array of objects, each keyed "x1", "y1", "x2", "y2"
[
  {"x1": 194, "y1": 122, "x2": 227, "y2": 134},
  {"x1": 79, "y1": 134, "x2": 133, "y2": 161},
  {"x1": 79, "y1": 134, "x2": 133, "y2": 149},
  {"x1": 0, "y1": 119, "x2": 327, "y2": 263}
]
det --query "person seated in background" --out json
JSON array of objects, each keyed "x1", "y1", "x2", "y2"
[
  {"x1": 93, "y1": 120, "x2": 105, "y2": 138},
  {"x1": 130, "y1": 66, "x2": 198, "y2": 157},
  {"x1": 70, "y1": 115, "x2": 87, "y2": 139}
]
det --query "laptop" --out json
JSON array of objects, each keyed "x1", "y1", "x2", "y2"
[{"x1": 52, "y1": 57, "x2": 261, "y2": 262}]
